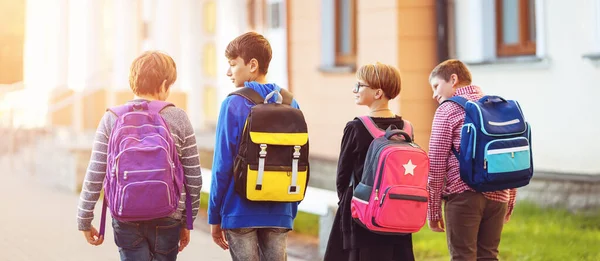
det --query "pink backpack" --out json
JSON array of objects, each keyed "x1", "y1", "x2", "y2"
[{"x1": 351, "y1": 116, "x2": 429, "y2": 234}]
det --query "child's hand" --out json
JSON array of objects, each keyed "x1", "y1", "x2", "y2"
[
  {"x1": 82, "y1": 226, "x2": 104, "y2": 246},
  {"x1": 428, "y1": 219, "x2": 446, "y2": 232},
  {"x1": 211, "y1": 224, "x2": 229, "y2": 250},
  {"x1": 504, "y1": 213, "x2": 511, "y2": 224},
  {"x1": 178, "y1": 228, "x2": 190, "y2": 252}
]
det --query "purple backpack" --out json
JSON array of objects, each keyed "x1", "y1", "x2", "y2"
[{"x1": 99, "y1": 100, "x2": 192, "y2": 236}]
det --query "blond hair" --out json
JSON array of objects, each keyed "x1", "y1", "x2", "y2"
[
  {"x1": 129, "y1": 51, "x2": 177, "y2": 95},
  {"x1": 429, "y1": 59, "x2": 472, "y2": 85},
  {"x1": 356, "y1": 62, "x2": 402, "y2": 100}
]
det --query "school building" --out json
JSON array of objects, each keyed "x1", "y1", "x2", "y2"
[{"x1": 1, "y1": 0, "x2": 599, "y2": 209}]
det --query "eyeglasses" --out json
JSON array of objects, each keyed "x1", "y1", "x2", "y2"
[{"x1": 354, "y1": 82, "x2": 370, "y2": 93}]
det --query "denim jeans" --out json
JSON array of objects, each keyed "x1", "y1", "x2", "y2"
[
  {"x1": 112, "y1": 217, "x2": 181, "y2": 261},
  {"x1": 225, "y1": 227, "x2": 290, "y2": 261}
]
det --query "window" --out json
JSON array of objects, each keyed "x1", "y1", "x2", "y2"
[
  {"x1": 267, "y1": 2, "x2": 282, "y2": 29},
  {"x1": 496, "y1": 0, "x2": 536, "y2": 56},
  {"x1": 596, "y1": 0, "x2": 600, "y2": 49},
  {"x1": 335, "y1": 0, "x2": 356, "y2": 66}
]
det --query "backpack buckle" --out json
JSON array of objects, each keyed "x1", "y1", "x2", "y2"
[
  {"x1": 293, "y1": 146, "x2": 301, "y2": 159},
  {"x1": 288, "y1": 185, "x2": 299, "y2": 194},
  {"x1": 259, "y1": 144, "x2": 267, "y2": 158}
]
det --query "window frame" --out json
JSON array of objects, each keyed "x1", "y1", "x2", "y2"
[
  {"x1": 496, "y1": 0, "x2": 536, "y2": 57},
  {"x1": 334, "y1": 0, "x2": 357, "y2": 66}
]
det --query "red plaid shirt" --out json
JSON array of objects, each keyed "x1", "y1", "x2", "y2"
[{"x1": 427, "y1": 85, "x2": 517, "y2": 221}]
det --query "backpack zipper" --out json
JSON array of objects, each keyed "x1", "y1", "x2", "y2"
[
  {"x1": 118, "y1": 135, "x2": 170, "y2": 153},
  {"x1": 123, "y1": 168, "x2": 167, "y2": 180},
  {"x1": 112, "y1": 124, "x2": 169, "y2": 140}
]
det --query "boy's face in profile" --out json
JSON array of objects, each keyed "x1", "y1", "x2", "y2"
[
  {"x1": 430, "y1": 75, "x2": 456, "y2": 104},
  {"x1": 226, "y1": 56, "x2": 253, "y2": 87}
]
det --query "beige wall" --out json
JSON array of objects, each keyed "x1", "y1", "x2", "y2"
[
  {"x1": 49, "y1": 89, "x2": 75, "y2": 127},
  {"x1": 396, "y1": 0, "x2": 438, "y2": 152},
  {"x1": 0, "y1": 0, "x2": 25, "y2": 84},
  {"x1": 288, "y1": 0, "x2": 437, "y2": 159}
]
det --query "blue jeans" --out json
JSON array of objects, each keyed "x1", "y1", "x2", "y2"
[
  {"x1": 225, "y1": 227, "x2": 290, "y2": 261},
  {"x1": 112, "y1": 217, "x2": 181, "y2": 261}
]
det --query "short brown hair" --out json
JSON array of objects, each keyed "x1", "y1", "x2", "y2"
[
  {"x1": 429, "y1": 59, "x2": 472, "y2": 85},
  {"x1": 225, "y1": 32, "x2": 272, "y2": 75},
  {"x1": 129, "y1": 51, "x2": 177, "y2": 95},
  {"x1": 356, "y1": 62, "x2": 402, "y2": 100}
]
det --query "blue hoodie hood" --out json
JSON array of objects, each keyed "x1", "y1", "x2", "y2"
[{"x1": 242, "y1": 81, "x2": 299, "y2": 107}]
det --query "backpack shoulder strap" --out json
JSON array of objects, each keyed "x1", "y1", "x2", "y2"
[
  {"x1": 106, "y1": 104, "x2": 132, "y2": 117},
  {"x1": 107, "y1": 100, "x2": 174, "y2": 117},
  {"x1": 441, "y1": 96, "x2": 469, "y2": 109},
  {"x1": 440, "y1": 97, "x2": 468, "y2": 158},
  {"x1": 230, "y1": 87, "x2": 294, "y2": 105},
  {"x1": 402, "y1": 119, "x2": 415, "y2": 141},
  {"x1": 148, "y1": 100, "x2": 175, "y2": 114},
  {"x1": 229, "y1": 87, "x2": 265, "y2": 105},
  {"x1": 280, "y1": 88, "x2": 294, "y2": 105},
  {"x1": 357, "y1": 116, "x2": 385, "y2": 138}
]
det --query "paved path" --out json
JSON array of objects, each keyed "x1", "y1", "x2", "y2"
[{"x1": 0, "y1": 157, "x2": 304, "y2": 261}]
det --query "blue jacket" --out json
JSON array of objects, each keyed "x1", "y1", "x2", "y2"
[{"x1": 208, "y1": 82, "x2": 300, "y2": 229}]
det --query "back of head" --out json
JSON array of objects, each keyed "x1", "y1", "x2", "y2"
[
  {"x1": 356, "y1": 62, "x2": 402, "y2": 100},
  {"x1": 429, "y1": 59, "x2": 472, "y2": 85},
  {"x1": 225, "y1": 31, "x2": 272, "y2": 75},
  {"x1": 129, "y1": 51, "x2": 177, "y2": 96}
]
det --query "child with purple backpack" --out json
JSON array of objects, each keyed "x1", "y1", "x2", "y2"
[{"x1": 76, "y1": 51, "x2": 202, "y2": 261}]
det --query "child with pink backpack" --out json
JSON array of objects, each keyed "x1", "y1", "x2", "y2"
[
  {"x1": 324, "y1": 63, "x2": 427, "y2": 261},
  {"x1": 76, "y1": 51, "x2": 202, "y2": 261}
]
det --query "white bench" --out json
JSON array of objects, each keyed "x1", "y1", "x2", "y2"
[{"x1": 200, "y1": 168, "x2": 338, "y2": 258}]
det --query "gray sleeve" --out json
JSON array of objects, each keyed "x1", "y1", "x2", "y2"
[
  {"x1": 76, "y1": 112, "x2": 114, "y2": 231},
  {"x1": 162, "y1": 108, "x2": 202, "y2": 222}
]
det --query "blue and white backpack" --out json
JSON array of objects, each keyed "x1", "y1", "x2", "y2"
[{"x1": 443, "y1": 95, "x2": 533, "y2": 192}]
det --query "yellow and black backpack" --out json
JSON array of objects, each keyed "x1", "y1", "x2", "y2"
[{"x1": 231, "y1": 87, "x2": 310, "y2": 202}]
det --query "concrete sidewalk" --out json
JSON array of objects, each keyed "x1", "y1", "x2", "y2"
[{"x1": 0, "y1": 157, "x2": 306, "y2": 261}]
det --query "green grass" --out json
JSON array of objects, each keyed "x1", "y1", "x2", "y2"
[
  {"x1": 292, "y1": 211, "x2": 320, "y2": 236},
  {"x1": 412, "y1": 202, "x2": 600, "y2": 261},
  {"x1": 198, "y1": 193, "x2": 600, "y2": 260},
  {"x1": 200, "y1": 192, "x2": 209, "y2": 209}
]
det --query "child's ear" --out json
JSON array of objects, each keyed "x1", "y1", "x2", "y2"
[
  {"x1": 451, "y1": 74, "x2": 459, "y2": 87},
  {"x1": 161, "y1": 80, "x2": 168, "y2": 92},
  {"x1": 250, "y1": 58, "x2": 259, "y2": 73}
]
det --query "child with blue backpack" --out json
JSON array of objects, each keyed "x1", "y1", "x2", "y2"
[
  {"x1": 427, "y1": 59, "x2": 527, "y2": 260},
  {"x1": 77, "y1": 51, "x2": 202, "y2": 261}
]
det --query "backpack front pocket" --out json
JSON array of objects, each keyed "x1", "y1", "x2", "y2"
[
  {"x1": 246, "y1": 165, "x2": 308, "y2": 202},
  {"x1": 119, "y1": 181, "x2": 173, "y2": 217},
  {"x1": 374, "y1": 186, "x2": 427, "y2": 232},
  {"x1": 484, "y1": 137, "x2": 532, "y2": 183}
]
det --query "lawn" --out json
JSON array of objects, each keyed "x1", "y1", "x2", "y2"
[
  {"x1": 412, "y1": 202, "x2": 600, "y2": 261},
  {"x1": 198, "y1": 193, "x2": 600, "y2": 260}
]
